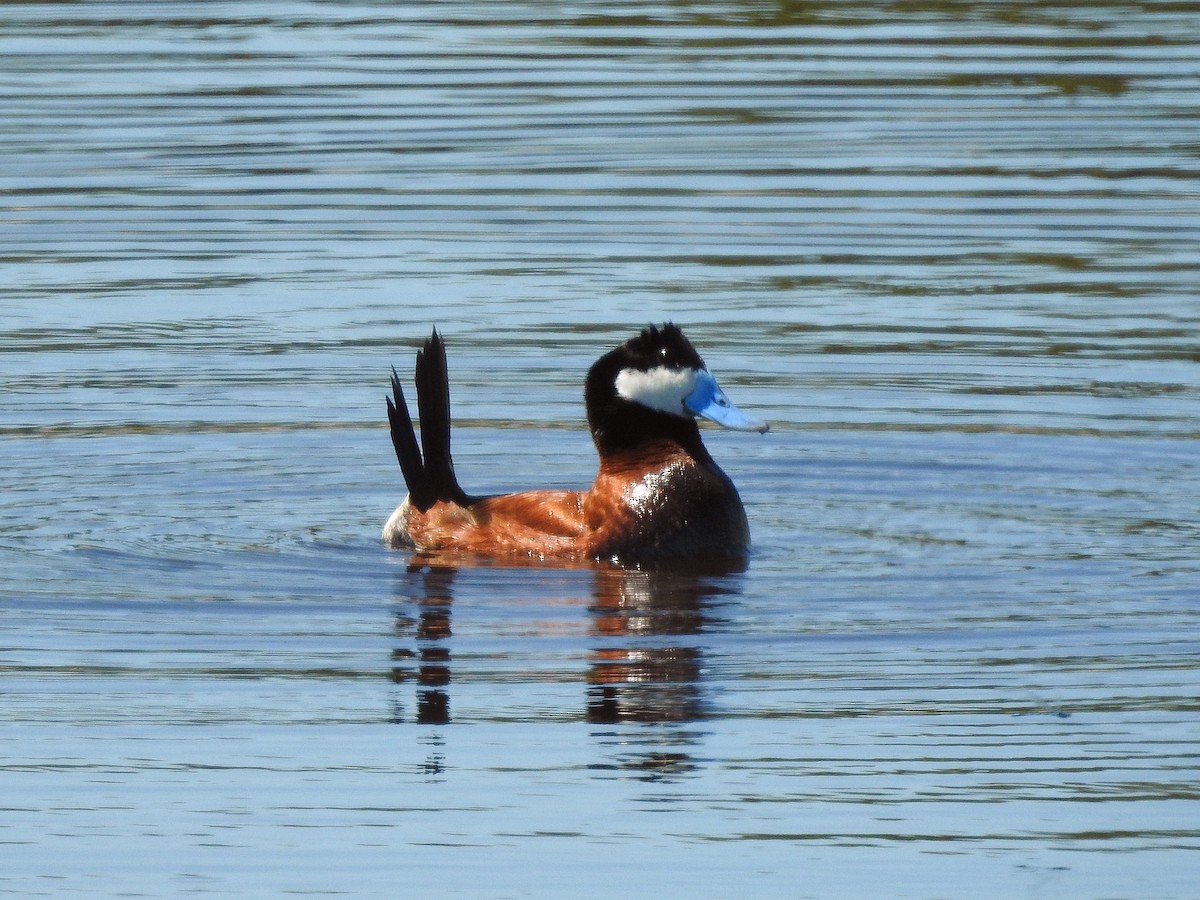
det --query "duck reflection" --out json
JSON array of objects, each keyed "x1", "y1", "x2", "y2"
[
  {"x1": 389, "y1": 557, "x2": 739, "y2": 731},
  {"x1": 586, "y1": 565, "x2": 730, "y2": 724},
  {"x1": 390, "y1": 562, "x2": 455, "y2": 725}
]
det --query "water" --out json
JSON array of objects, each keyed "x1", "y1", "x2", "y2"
[{"x1": 2, "y1": 2, "x2": 1199, "y2": 897}]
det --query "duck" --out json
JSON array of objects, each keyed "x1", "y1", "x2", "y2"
[{"x1": 382, "y1": 324, "x2": 768, "y2": 565}]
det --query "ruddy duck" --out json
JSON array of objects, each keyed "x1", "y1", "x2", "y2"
[{"x1": 382, "y1": 324, "x2": 767, "y2": 564}]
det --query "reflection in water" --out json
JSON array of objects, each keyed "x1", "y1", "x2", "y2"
[
  {"x1": 586, "y1": 564, "x2": 740, "y2": 780},
  {"x1": 389, "y1": 559, "x2": 739, "y2": 735},
  {"x1": 388, "y1": 558, "x2": 745, "y2": 782},
  {"x1": 390, "y1": 563, "x2": 455, "y2": 726},
  {"x1": 587, "y1": 566, "x2": 727, "y2": 725}
]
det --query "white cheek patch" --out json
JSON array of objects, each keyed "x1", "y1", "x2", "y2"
[{"x1": 614, "y1": 366, "x2": 698, "y2": 418}]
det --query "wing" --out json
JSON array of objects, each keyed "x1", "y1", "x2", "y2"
[{"x1": 403, "y1": 490, "x2": 588, "y2": 558}]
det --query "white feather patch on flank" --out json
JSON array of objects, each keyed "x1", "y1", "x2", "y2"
[{"x1": 614, "y1": 366, "x2": 698, "y2": 417}]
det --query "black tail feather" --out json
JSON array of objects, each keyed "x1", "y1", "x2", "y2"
[
  {"x1": 386, "y1": 329, "x2": 470, "y2": 512},
  {"x1": 414, "y1": 329, "x2": 471, "y2": 507},
  {"x1": 386, "y1": 367, "x2": 435, "y2": 511}
]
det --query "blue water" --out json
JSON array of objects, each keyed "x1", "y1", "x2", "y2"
[{"x1": 2, "y1": 3, "x2": 1199, "y2": 897}]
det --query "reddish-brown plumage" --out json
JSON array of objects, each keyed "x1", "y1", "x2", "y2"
[{"x1": 396, "y1": 489, "x2": 587, "y2": 559}]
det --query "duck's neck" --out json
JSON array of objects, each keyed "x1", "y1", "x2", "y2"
[{"x1": 591, "y1": 410, "x2": 714, "y2": 470}]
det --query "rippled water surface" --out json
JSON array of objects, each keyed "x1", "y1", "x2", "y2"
[{"x1": 3, "y1": 3, "x2": 1199, "y2": 897}]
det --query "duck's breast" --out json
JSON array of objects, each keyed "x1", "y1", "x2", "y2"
[{"x1": 585, "y1": 456, "x2": 749, "y2": 562}]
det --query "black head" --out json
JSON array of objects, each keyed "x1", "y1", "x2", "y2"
[
  {"x1": 584, "y1": 324, "x2": 766, "y2": 456},
  {"x1": 616, "y1": 323, "x2": 706, "y2": 372}
]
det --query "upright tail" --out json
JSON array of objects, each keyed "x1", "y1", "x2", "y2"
[{"x1": 386, "y1": 329, "x2": 471, "y2": 512}]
